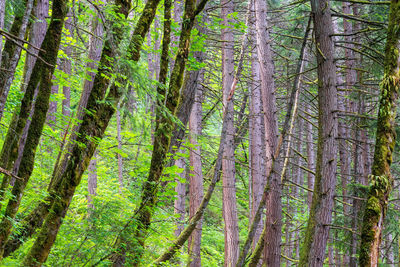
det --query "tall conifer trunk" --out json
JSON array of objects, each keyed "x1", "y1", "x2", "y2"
[
  {"x1": 299, "y1": 0, "x2": 338, "y2": 265},
  {"x1": 221, "y1": 0, "x2": 239, "y2": 265},
  {"x1": 254, "y1": 0, "x2": 282, "y2": 265}
]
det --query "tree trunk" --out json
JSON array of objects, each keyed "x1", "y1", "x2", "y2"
[
  {"x1": 116, "y1": 102, "x2": 123, "y2": 192},
  {"x1": 305, "y1": 101, "x2": 315, "y2": 210},
  {"x1": 249, "y1": 12, "x2": 265, "y2": 251},
  {"x1": 0, "y1": 0, "x2": 68, "y2": 259},
  {"x1": 61, "y1": 14, "x2": 73, "y2": 118},
  {"x1": 0, "y1": 0, "x2": 28, "y2": 117},
  {"x1": 22, "y1": 0, "x2": 49, "y2": 90},
  {"x1": 47, "y1": 62, "x2": 58, "y2": 128},
  {"x1": 8, "y1": 0, "x2": 49, "y2": 182},
  {"x1": 254, "y1": 0, "x2": 282, "y2": 265},
  {"x1": 299, "y1": 0, "x2": 338, "y2": 265},
  {"x1": 0, "y1": 0, "x2": 5, "y2": 66},
  {"x1": 87, "y1": 150, "x2": 97, "y2": 210},
  {"x1": 0, "y1": 0, "x2": 34, "y2": 121},
  {"x1": 359, "y1": 1, "x2": 400, "y2": 266},
  {"x1": 174, "y1": 156, "x2": 186, "y2": 238},
  {"x1": 221, "y1": 0, "x2": 239, "y2": 265},
  {"x1": 188, "y1": 76, "x2": 204, "y2": 267}
]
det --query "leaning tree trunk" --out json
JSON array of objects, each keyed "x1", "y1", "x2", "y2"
[
  {"x1": 0, "y1": 0, "x2": 48, "y2": 204},
  {"x1": 2, "y1": 7, "x2": 104, "y2": 257},
  {"x1": 0, "y1": 0, "x2": 68, "y2": 259},
  {"x1": 0, "y1": 0, "x2": 34, "y2": 121},
  {"x1": 61, "y1": 14, "x2": 73, "y2": 118},
  {"x1": 299, "y1": 0, "x2": 338, "y2": 266},
  {"x1": 0, "y1": 0, "x2": 28, "y2": 117},
  {"x1": 21, "y1": 0, "x2": 160, "y2": 264},
  {"x1": 0, "y1": 0, "x2": 5, "y2": 65},
  {"x1": 359, "y1": 1, "x2": 400, "y2": 266}
]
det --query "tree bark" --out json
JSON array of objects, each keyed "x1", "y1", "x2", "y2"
[
  {"x1": 61, "y1": 14, "x2": 73, "y2": 118},
  {"x1": 299, "y1": 0, "x2": 338, "y2": 265},
  {"x1": 0, "y1": 0, "x2": 27, "y2": 117},
  {"x1": 87, "y1": 150, "x2": 98, "y2": 210},
  {"x1": 0, "y1": 0, "x2": 34, "y2": 121},
  {"x1": 254, "y1": 0, "x2": 282, "y2": 265},
  {"x1": 0, "y1": 0, "x2": 5, "y2": 66},
  {"x1": 359, "y1": 1, "x2": 400, "y2": 266},
  {"x1": 116, "y1": 102, "x2": 123, "y2": 192},
  {"x1": 249, "y1": 6, "x2": 265, "y2": 251},
  {"x1": 174, "y1": 156, "x2": 186, "y2": 238},
  {"x1": 188, "y1": 75, "x2": 204, "y2": 267},
  {"x1": 221, "y1": 0, "x2": 239, "y2": 265},
  {"x1": 305, "y1": 101, "x2": 315, "y2": 210}
]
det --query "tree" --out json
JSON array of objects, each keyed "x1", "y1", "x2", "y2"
[
  {"x1": 359, "y1": 1, "x2": 400, "y2": 265},
  {"x1": 300, "y1": 0, "x2": 338, "y2": 265},
  {"x1": 221, "y1": 0, "x2": 239, "y2": 265}
]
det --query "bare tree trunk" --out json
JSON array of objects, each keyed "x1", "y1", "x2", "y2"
[
  {"x1": 62, "y1": 14, "x2": 73, "y2": 118},
  {"x1": 174, "y1": 156, "x2": 185, "y2": 237},
  {"x1": 47, "y1": 64, "x2": 58, "y2": 128},
  {"x1": 87, "y1": 150, "x2": 97, "y2": 210},
  {"x1": 221, "y1": 0, "x2": 239, "y2": 265},
  {"x1": 116, "y1": 102, "x2": 123, "y2": 192},
  {"x1": 0, "y1": 0, "x2": 28, "y2": 117},
  {"x1": 249, "y1": 13, "x2": 265, "y2": 251},
  {"x1": 238, "y1": 15, "x2": 311, "y2": 267},
  {"x1": 305, "y1": 102, "x2": 315, "y2": 210},
  {"x1": 22, "y1": 0, "x2": 49, "y2": 90},
  {"x1": 254, "y1": 0, "x2": 282, "y2": 265},
  {"x1": 188, "y1": 77, "x2": 204, "y2": 267},
  {"x1": 359, "y1": 1, "x2": 400, "y2": 265},
  {"x1": 0, "y1": 0, "x2": 34, "y2": 121},
  {"x1": 299, "y1": 0, "x2": 338, "y2": 265}
]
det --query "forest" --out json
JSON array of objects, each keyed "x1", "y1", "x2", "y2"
[{"x1": 0, "y1": 0, "x2": 399, "y2": 266}]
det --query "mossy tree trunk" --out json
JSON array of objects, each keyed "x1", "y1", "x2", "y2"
[
  {"x1": 2, "y1": 7, "x2": 104, "y2": 256},
  {"x1": 359, "y1": 1, "x2": 400, "y2": 266},
  {"x1": 21, "y1": 0, "x2": 162, "y2": 264},
  {"x1": 299, "y1": 0, "x2": 338, "y2": 265},
  {"x1": 0, "y1": 0, "x2": 68, "y2": 259}
]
